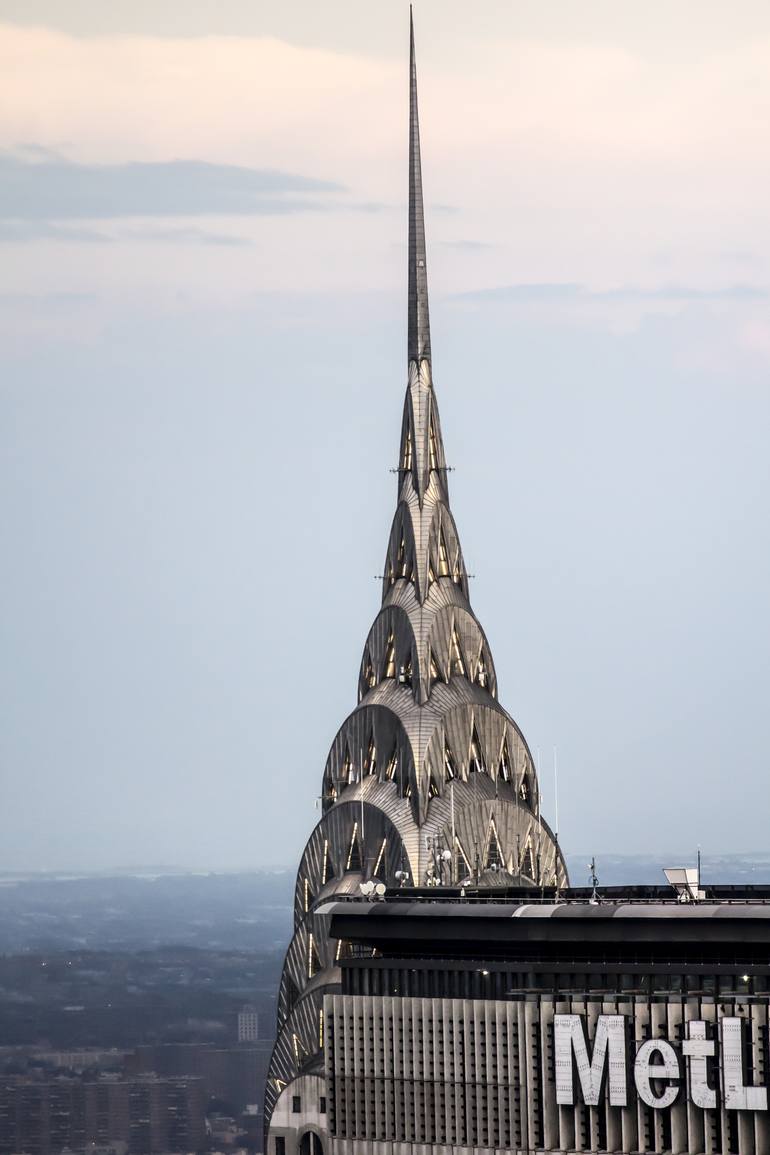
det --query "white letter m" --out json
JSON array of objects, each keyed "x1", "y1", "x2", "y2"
[{"x1": 555, "y1": 1014, "x2": 627, "y2": 1107}]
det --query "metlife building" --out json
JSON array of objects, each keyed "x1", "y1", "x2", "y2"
[{"x1": 315, "y1": 887, "x2": 770, "y2": 1155}]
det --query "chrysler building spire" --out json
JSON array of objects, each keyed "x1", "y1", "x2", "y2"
[
  {"x1": 408, "y1": 6, "x2": 431, "y2": 364},
  {"x1": 264, "y1": 14, "x2": 567, "y2": 1146}
]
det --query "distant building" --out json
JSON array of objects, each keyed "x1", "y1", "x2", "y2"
[
  {"x1": 127, "y1": 1041, "x2": 272, "y2": 1111},
  {"x1": 0, "y1": 1074, "x2": 205, "y2": 1155},
  {"x1": 238, "y1": 1003, "x2": 259, "y2": 1043}
]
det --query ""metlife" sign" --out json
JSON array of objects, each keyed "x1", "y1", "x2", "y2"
[{"x1": 555, "y1": 1014, "x2": 767, "y2": 1113}]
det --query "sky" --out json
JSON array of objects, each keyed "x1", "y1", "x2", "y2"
[{"x1": 1, "y1": 1, "x2": 770, "y2": 874}]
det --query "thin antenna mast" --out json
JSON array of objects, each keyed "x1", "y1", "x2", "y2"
[{"x1": 553, "y1": 746, "x2": 562, "y2": 902}]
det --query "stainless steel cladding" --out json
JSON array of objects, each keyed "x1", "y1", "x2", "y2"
[{"x1": 264, "y1": 10, "x2": 566, "y2": 1150}]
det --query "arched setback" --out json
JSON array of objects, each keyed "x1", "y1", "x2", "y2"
[{"x1": 269, "y1": 1075, "x2": 328, "y2": 1155}]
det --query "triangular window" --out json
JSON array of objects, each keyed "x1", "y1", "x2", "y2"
[
  {"x1": 485, "y1": 820, "x2": 504, "y2": 870},
  {"x1": 308, "y1": 933, "x2": 321, "y2": 978},
  {"x1": 342, "y1": 745, "x2": 354, "y2": 785},
  {"x1": 322, "y1": 840, "x2": 334, "y2": 886},
  {"x1": 450, "y1": 626, "x2": 466, "y2": 678},
  {"x1": 385, "y1": 750, "x2": 398, "y2": 781},
  {"x1": 430, "y1": 650, "x2": 441, "y2": 686},
  {"x1": 453, "y1": 555, "x2": 463, "y2": 585},
  {"x1": 429, "y1": 412, "x2": 440, "y2": 470},
  {"x1": 374, "y1": 838, "x2": 387, "y2": 875},
  {"x1": 363, "y1": 649, "x2": 376, "y2": 689},
  {"x1": 520, "y1": 774, "x2": 531, "y2": 806},
  {"x1": 346, "y1": 824, "x2": 362, "y2": 872},
  {"x1": 428, "y1": 561, "x2": 437, "y2": 587},
  {"x1": 428, "y1": 779, "x2": 439, "y2": 799},
  {"x1": 438, "y1": 532, "x2": 450, "y2": 577},
  {"x1": 292, "y1": 1032, "x2": 308, "y2": 1063},
  {"x1": 398, "y1": 654, "x2": 412, "y2": 687},
  {"x1": 401, "y1": 424, "x2": 412, "y2": 472},
  {"x1": 521, "y1": 838, "x2": 535, "y2": 881},
  {"x1": 366, "y1": 739, "x2": 377, "y2": 777},
  {"x1": 384, "y1": 633, "x2": 396, "y2": 679},
  {"x1": 476, "y1": 652, "x2": 488, "y2": 689},
  {"x1": 443, "y1": 736, "x2": 456, "y2": 781},
  {"x1": 455, "y1": 838, "x2": 472, "y2": 884},
  {"x1": 469, "y1": 722, "x2": 484, "y2": 773},
  {"x1": 303, "y1": 877, "x2": 315, "y2": 913},
  {"x1": 397, "y1": 534, "x2": 409, "y2": 579},
  {"x1": 499, "y1": 737, "x2": 512, "y2": 783}
]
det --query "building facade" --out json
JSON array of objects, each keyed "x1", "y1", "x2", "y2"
[
  {"x1": 0, "y1": 1074, "x2": 206, "y2": 1155},
  {"x1": 239, "y1": 1004, "x2": 260, "y2": 1044},
  {"x1": 323, "y1": 889, "x2": 770, "y2": 1155},
  {"x1": 264, "y1": 12, "x2": 566, "y2": 1153}
]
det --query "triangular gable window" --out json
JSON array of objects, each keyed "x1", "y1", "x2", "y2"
[
  {"x1": 428, "y1": 561, "x2": 437, "y2": 587},
  {"x1": 401, "y1": 424, "x2": 412, "y2": 472},
  {"x1": 485, "y1": 820, "x2": 504, "y2": 870},
  {"x1": 469, "y1": 722, "x2": 484, "y2": 773},
  {"x1": 363, "y1": 649, "x2": 376, "y2": 689},
  {"x1": 443, "y1": 736, "x2": 456, "y2": 781},
  {"x1": 428, "y1": 779, "x2": 439, "y2": 799},
  {"x1": 450, "y1": 625, "x2": 466, "y2": 677},
  {"x1": 397, "y1": 534, "x2": 409, "y2": 579},
  {"x1": 521, "y1": 838, "x2": 535, "y2": 881},
  {"x1": 476, "y1": 652, "x2": 488, "y2": 689},
  {"x1": 322, "y1": 840, "x2": 334, "y2": 886},
  {"x1": 374, "y1": 838, "x2": 387, "y2": 875},
  {"x1": 499, "y1": 736, "x2": 512, "y2": 783},
  {"x1": 520, "y1": 774, "x2": 531, "y2": 806},
  {"x1": 292, "y1": 1032, "x2": 308, "y2": 1063},
  {"x1": 303, "y1": 877, "x2": 315, "y2": 913},
  {"x1": 384, "y1": 633, "x2": 396, "y2": 679},
  {"x1": 385, "y1": 750, "x2": 398, "y2": 781},
  {"x1": 342, "y1": 744, "x2": 354, "y2": 785},
  {"x1": 366, "y1": 738, "x2": 377, "y2": 777},
  {"x1": 429, "y1": 412, "x2": 440, "y2": 470},
  {"x1": 346, "y1": 824, "x2": 362, "y2": 872},
  {"x1": 430, "y1": 650, "x2": 441, "y2": 686},
  {"x1": 308, "y1": 933, "x2": 321, "y2": 978},
  {"x1": 438, "y1": 532, "x2": 450, "y2": 577},
  {"x1": 455, "y1": 838, "x2": 472, "y2": 884}
]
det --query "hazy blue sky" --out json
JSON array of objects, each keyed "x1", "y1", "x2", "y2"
[{"x1": 2, "y1": 1, "x2": 770, "y2": 873}]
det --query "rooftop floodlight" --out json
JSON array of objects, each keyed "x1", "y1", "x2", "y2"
[{"x1": 663, "y1": 866, "x2": 705, "y2": 903}]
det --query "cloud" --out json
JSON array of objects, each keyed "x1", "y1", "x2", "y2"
[
  {"x1": 438, "y1": 239, "x2": 495, "y2": 250},
  {"x1": 0, "y1": 219, "x2": 256, "y2": 246},
  {"x1": 0, "y1": 219, "x2": 109, "y2": 242},
  {"x1": 0, "y1": 153, "x2": 342, "y2": 221},
  {"x1": 117, "y1": 225, "x2": 253, "y2": 246},
  {"x1": 454, "y1": 282, "x2": 770, "y2": 304}
]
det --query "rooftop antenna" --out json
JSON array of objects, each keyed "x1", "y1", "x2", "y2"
[
  {"x1": 588, "y1": 856, "x2": 600, "y2": 904},
  {"x1": 553, "y1": 746, "x2": 562, "y2": 903}
]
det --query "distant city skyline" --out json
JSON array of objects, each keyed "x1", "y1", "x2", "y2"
[{"x1": 2, "y1": 1, "x2": 770, "y2": 871}]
